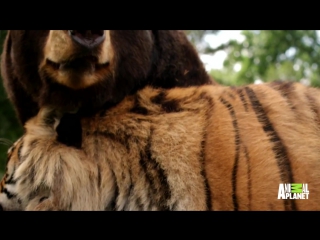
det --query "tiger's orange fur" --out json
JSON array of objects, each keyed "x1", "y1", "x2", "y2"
[{"x1": 1, "y1": 81, "x2": 320, "y2": 211}]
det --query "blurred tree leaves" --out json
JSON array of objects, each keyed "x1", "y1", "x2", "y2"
[
  {"x1": 192, "y1": 30, "x2": 320, "y2": 87},
  {"x1": 184, "y1": 30, "x2": 219, "y2": 53}
]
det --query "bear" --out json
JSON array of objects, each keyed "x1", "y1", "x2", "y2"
[{"x1": 1, "y1": 30, "x2": 214, "y2": 125}]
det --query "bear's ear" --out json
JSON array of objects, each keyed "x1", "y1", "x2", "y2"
[{"x1": 1, "y1": 30, "x2": 46, "y2": 125}]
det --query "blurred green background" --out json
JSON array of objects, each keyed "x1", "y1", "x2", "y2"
[{"x1": 1, "y1": 30, "x2": 320, "y2": 178}]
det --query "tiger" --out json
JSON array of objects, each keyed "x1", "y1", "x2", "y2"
[{"x1": 1, "y1": 81, "x2": 320, "y2": 211}]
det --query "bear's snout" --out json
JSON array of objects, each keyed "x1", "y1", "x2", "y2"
[
  {"x1": 39, "y1": 30, "x2": 113, "y2": 89},
  {"x1": 68, "y1": 30, "x2": 105, "y2": 49}
]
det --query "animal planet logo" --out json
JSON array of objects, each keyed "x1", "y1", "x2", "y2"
[{"x1": 278, "y1": 183, "x2": 309, "y2": 199}]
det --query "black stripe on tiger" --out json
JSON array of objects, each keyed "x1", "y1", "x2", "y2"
[
  {"x1": 29, "y1": 158, "x2": 37, "y2": 185},
  {"x1": 268, "y1": 81, "x2": 296, "y2": 111},
  {"x1": 305, "y1": 93, "x2": 320, "y2": 125},
  {"x1": 139, "y1": 134, "x2": 171, "y2": 211},
  {"x1": 151, "y1": 91, "x2": 181, "y2": 113},
  {"x1": 237, "y1": 88, "x2": 248, "y2": 112},
  {"x1": 199, "y1": 92, "x2": 214, "y2": 210},
  {"x1": 3, "y1": 188, "x2": 16, "y2": 199},
  {"x1": 244, "y1": 87, "x2": 297, "y2": 211},
  {"x1": 236, "y1": 88, "x2": 252, "y2": 209},
  {"x1": 17, "y1": 141, "x2": 23, "y2": 162},
  {"x1": 269, "y1": 81, "x2": 294, "y2": 98},
  {"x1": 220, "y1": 97, "x2": 240, "y2": 211},
  {"x1": 107, "y1": 167, "x2": 119, "y2": 211},
  {"x1": 200, "y1": 139, "x2": 212, "y2": 211},
  {"x1": 130, "y1": 95, "x2": 149, "y2": 115},
  {"x1": 120, "y1": 168, "x2": 136, "y2": 210},
  {"x1": 243, "y1": 145, "x2": 251, "y2": 210},
  {"x1": 97, "y1": 164, "x2": 101, "y2": 188},
  {"x1": 6, "y1": 140, "x2": 19, "y2": 163},
  {"x1": 93, "y1": 134, "x2": 102, "y2": 189},
  {"x1": 4, "y1": 164, "x2": 17, "y2": 185}
]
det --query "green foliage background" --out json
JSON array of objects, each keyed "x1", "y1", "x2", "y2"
[
  {"x1": 1, "y1": 30, "x2": 320, "y2": 179},
  {"x1": 194, "y1": 30, "x2": 320, "y2": 87}
]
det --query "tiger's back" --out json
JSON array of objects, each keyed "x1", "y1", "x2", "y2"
[
  {"x1": 204, "y1": 81, "x2": 320, "y2": 210},
  {"x1": 1, "y1": 81, "x2": 320, "y2": 210}
]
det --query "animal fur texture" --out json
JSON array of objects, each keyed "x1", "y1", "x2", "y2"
[
  {"x1": 0, "y1": 30, "x2": 213, "y2": 125},
  {"x1": 1, "y1": 81, "x2": 320, "y2": 211}
]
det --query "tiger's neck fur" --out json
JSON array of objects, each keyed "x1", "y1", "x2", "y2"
[{"x1": 2, "y1": 82, "x2": 320, "y2": 210}]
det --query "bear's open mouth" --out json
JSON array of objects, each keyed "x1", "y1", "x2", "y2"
[{"x1": 46, "y1": 56, "x2": 110, "y2": 73}]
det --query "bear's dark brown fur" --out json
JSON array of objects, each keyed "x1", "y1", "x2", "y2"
[{"x1": 1, "y1": 30, "x2": 213, "y2": 124}]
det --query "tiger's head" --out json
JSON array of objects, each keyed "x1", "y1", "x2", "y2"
[
  {"x1": 0, "y1": 108, "x2": 62, "y2": 211},
  {"x1": 0, "y1": 137, "x2": 24, "y2": 211},
  {"x1": 0, "y1": 142, "x2": 53, "y2": 211},
  {"x1": 0, "y1": 106, "x2": 101, "y2": 211},
  {"x1": 0, "y1": 142, "x2": 53, "y2": 212}
]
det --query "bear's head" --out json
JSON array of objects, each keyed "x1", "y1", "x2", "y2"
[{"x1": 1, "y1": 30, "x2": 213, "y2": 124}]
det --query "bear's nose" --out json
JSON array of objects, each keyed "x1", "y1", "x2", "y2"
[
  {"x1": 0, "y1": 204, "x2": 3, "y2": 211},
  {"x1": 68, "y1": 30, "x2": 105, "y2": 49}
]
